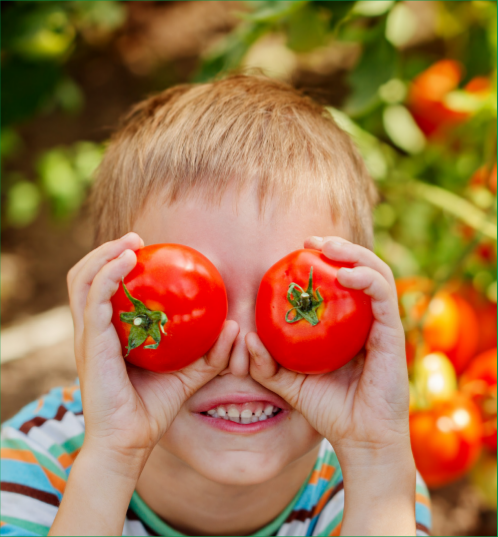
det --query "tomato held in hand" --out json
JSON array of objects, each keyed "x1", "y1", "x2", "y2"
[
  {"x1": 410, "y1": 393, "x2": 482, "y2": 488},
  {"x1": 255, "y1": 249, "x2": 373, "y2": 374},
  {"x1": 111, "y1": 244, "x2": 227, "y2": 373}
]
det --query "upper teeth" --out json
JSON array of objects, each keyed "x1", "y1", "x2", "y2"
[{"x1": 204, "y1": 403, "x2": 280, "y2": 423}]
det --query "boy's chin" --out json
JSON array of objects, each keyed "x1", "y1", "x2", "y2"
[{"x1": 186, "y1": 451, "x2": 298, "y2": 486}]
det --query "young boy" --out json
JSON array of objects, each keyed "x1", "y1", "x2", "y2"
[{"x1": 1, "y1": 75, "x2": 431, "y2": 536}]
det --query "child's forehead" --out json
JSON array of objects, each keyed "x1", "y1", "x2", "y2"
[{"x1": 134, "y1": 182, "x2": 350, "y2": 261}]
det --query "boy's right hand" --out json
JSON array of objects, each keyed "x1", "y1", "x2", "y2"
[{"x1": 68, "y1": 232, "x2": 239, "y2": 478}]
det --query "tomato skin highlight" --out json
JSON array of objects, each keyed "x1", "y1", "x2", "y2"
[
  {"x1": 111, "y1": 244, "x2": 227, "y2": 373},
  {"x1": 255, "y1": 249, "x2": 373, "y2": 375}
]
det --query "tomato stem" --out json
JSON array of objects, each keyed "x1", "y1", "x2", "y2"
[
  {"x1": 285, "y1": 267, "x2": 323, "y2": 326},
  {"x1": 119, "y1": 279, "x2": 168, "y2": 356}
]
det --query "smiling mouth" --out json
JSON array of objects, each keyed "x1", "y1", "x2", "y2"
[{"x1": 200, "y1": 402, "x2": 282, "y2": 424}]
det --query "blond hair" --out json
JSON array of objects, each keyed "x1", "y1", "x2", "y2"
[{"x1": 91, "y1": 74, "x2": 377, "y2": 248}]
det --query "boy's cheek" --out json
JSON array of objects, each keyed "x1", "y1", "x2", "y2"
[{"x1": 155, "y1": 409, "x2": 322, "y2": 486}]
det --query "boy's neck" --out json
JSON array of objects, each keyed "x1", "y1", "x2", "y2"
[{"x1": 135, "y1": 443, "x2": 320, "y2": 536}]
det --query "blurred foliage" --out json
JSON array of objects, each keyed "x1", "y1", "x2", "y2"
[
  {"x1": 1, "y1": 1, "x2": 124, "y2": 226},
  {"x1": 1, "y1": 0, "x2": 497, "y2": 302},
  {"x1": 195, "y1": 0, "x2": 497, "y2": 299}
]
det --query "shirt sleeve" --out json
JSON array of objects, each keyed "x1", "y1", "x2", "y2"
[{"x1": 1, "y1": 385, "x2": 84, "y2": 536}]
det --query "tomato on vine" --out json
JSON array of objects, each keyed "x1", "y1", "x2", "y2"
[
  {"x1": 111, "y1": 244, "x2": 227, "y2": 373},
  {"x1": 255, "y1": 249, "x2": 373, "y2": 375}
]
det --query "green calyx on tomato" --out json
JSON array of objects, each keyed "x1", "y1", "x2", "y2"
[
  {"x1": 286, "y1": 267, "x2": 323, "y2": 326},
  {"x1": 119, "y1": 279, "x2": 168, "y2": 357}
]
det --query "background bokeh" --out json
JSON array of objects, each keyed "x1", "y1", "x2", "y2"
[{"x1": 1, "y1": 2, "x2": 496, "y2": 535}]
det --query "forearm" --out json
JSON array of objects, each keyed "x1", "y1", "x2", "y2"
[
  {"x1": 337, "y1": 443, "x2": 417, "y2": 536},
  {"x1": 49, "y1": 445, "x2": 145, "y2": 536}
]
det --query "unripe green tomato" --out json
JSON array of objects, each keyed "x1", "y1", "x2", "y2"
[{"x1": 412, "y1": 352, "x2": 457, "y2": 409}]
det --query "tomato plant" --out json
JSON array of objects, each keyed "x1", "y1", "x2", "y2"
[
  {"x1": 111, "y1": 244, "x2": 227, "y2": 372},
  {"x1": 255, "y1": 249, "x2": 373, "y2": 374},
  {"x1": 410, "y1": 393, "x2": 482, "y2": 488},
  {"x1": 460, "y1": 348, "x2": 497, "y2": 452}
]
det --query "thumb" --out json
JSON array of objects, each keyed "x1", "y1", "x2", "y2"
[
  {"x1": 174, "y1": 320, "x2": 240, "y2": 398},
  {"x1": 246, "y1": 332, "x2": 305, "y2": 410}
]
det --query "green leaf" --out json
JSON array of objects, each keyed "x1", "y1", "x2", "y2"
[
  {"x1": 6, "y1": 178, "x2": 41, "y2": 228},
  {"x1": 240, "y1": 1, "x2": 306, "y2": 24},
  {"x1": 286, "y1": 4, "x2": 327, "y2": 52},
  {"x1": 144, "y1": 323, "x2": 161, "y2": 350},
  {"x1": 345, "y1": 28, "x2": 397, "y2": 117},
  {"x1": 126, "y1": 326, "x2": 149, "y2": 357}
]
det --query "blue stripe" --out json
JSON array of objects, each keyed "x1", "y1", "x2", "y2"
[
  {"x1": 1, "y1": 524, "x2": 39, "y2": 536},
  {"x1": 415, "y1": 502, "x2": 431, "y2": 529},
  {"x1": 0, "y1": 461, "x2": 63, "y2": 501}
]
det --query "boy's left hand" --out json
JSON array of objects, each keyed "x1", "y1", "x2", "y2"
[{"x1": 247, "y1": 236, "x2": 413, "y2": 469}]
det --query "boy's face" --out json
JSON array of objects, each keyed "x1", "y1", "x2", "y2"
[{"x1": 133, "y1": 184, "x2": 349, "y2": 486}]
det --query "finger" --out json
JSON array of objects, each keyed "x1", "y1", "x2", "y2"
[
  {"x1": 83, "y1": 249, "x2": 137, "y2": 353},
  {"x1": 69, "y1": 233, "x2": 143, "y2": 334},
  {"x1": 337, "y1": 266, "x2": 401, "y2": 333},
  {"x1": 174, "y1": 320, "x2": 240, "y2": 397},
  {"x1": 246, "y1": 332, "x2": 305, "y2": 410},
  {"x1": 306, "y1": 236, "x2": 396, "y2": 295}
]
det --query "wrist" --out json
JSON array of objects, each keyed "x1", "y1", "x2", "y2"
[
  {"x1": 336, "y1": 441, "x2": 416, "y2": 536},
  {"x1": 79, "y1": 438, "x2": 151, "y2": 483}
]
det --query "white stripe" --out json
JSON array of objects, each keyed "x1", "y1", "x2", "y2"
[
  {"x1": 1, "y1": 427, "x2": 63, "y2": 470},
  {"x1": 122, "y1": 518, "x2": 150, "y2": 536},
  {"x1": 313, "y1": 489, "x2": 344, "y2": 535},
  {"x1": 34, "y1": 410, "x2": 84, "y2": 444},
  {"x1": 277, "y1": 519, "x2": 310, "y2": 536},
  {"x1": 1, "y1": 490, "x2": 58, "y2": 527}
]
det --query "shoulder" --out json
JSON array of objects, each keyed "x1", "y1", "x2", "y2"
[
  {"x1": 1, "y1": 384, "x2": 84, "y2": 536},
  {"x1": 278, "y1": 439, "x2": 432, "y2": 536}
]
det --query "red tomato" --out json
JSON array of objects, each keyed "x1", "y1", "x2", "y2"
[
  {"x1": 408, "y1": 60, "x2": 467, "y2": 137},
  {"x1": 423, "y1": 292, "x2": 479, "y2": 375},
  {"x1": 255, "y1": 249, "x2": 373, "y2": 374},
  {"x1": 460, "y1": 348, "x2": 497, "y2": 452},
  {"x1": 457, "y1": 285, "x2": 497, "y2": 353},
  {"x1": 111, "y1": 244, "x2": 227, "y2": 373},
  {"x1": 410, "y1": 393, "x2": 482, "y2": 488}
]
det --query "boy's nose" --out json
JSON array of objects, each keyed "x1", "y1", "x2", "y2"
[
  {"x1": 218, "y1": 330, "x2": 251, "y2": 377},
  {"x1": 218, "y1": 301, "x2": 256, "y2": 378}
]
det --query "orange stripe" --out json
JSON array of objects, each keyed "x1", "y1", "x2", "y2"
[
  {"x1": 309, "y1": 464, "x2": 334, "y2": 485},
  {"x1": 62, "y1": 385, "x2": 78, "y2": 403},
  {"x1": 0, "y1": 521, "x2": 6, "y2": 527},
  {"x1": 44, "y1": 468, "x2": 66, "y2": 494},
  {"x1": 329, "y1": 522, "x2": 341, "y2": 536},
  {"x1": 2, "y1": 448, "x2": 66, "y2": 493},
  {"x1": 1, "y1": 448, "x2": 38, "y2": 465},
  {"x1": 416, "y1": 492, "x2": 431, "y2": 508},
  {"x1": 309, "y1": 469, "x2": 321, "y2": 485},
  {"x1": 312, "y1": 488, "x2": 333, "y2": 516},
  {"x1": 34, "y1": 399, "x2": 43, "y2": 413},
  {"x1": 57, "y1": 448, "x2": 80, "y2": 469},
  {"x1": 319, "y1": 464, "x2": 334, "y2": 481}
]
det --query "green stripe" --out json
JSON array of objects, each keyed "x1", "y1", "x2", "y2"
[
  {"x1": 2, "y1": 438, "x2": 67, "y2": 480},
  {"x1": 61, "y1": 432, "x2": 84, "y2": 454},
  {"x1": 129, "y1": 470, "x2": 312, "y2": 537},
  {"x1": 1, "y1": 515, "x2": 50, "y2": 535},
  {"x1": 318, "y1": 508, "x2": 343, "y2": 536},
  {"x1": 416, "y1": 483, "x2": 430, "y2": 495}
]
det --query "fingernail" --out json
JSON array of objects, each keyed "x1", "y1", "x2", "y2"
[
  {"x1": 121, "y1": 232, "x2": 132, "y2": 239},
  {"x1": 117, "y1": 250, "x2": 128, "y2": 259},
  {"x1": 331, "y1": 241, "x2": 343, "y2": 247},
  {"x1": 311, "y1": 236, "x2": 323, "y2": 243},
  {"x1": 341, "y1": 267, "x2": 354, "y2": 273}
]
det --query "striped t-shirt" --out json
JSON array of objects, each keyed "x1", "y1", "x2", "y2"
[{"x1": 1, "y1": 385, "x2": 432, "y2": 536}]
